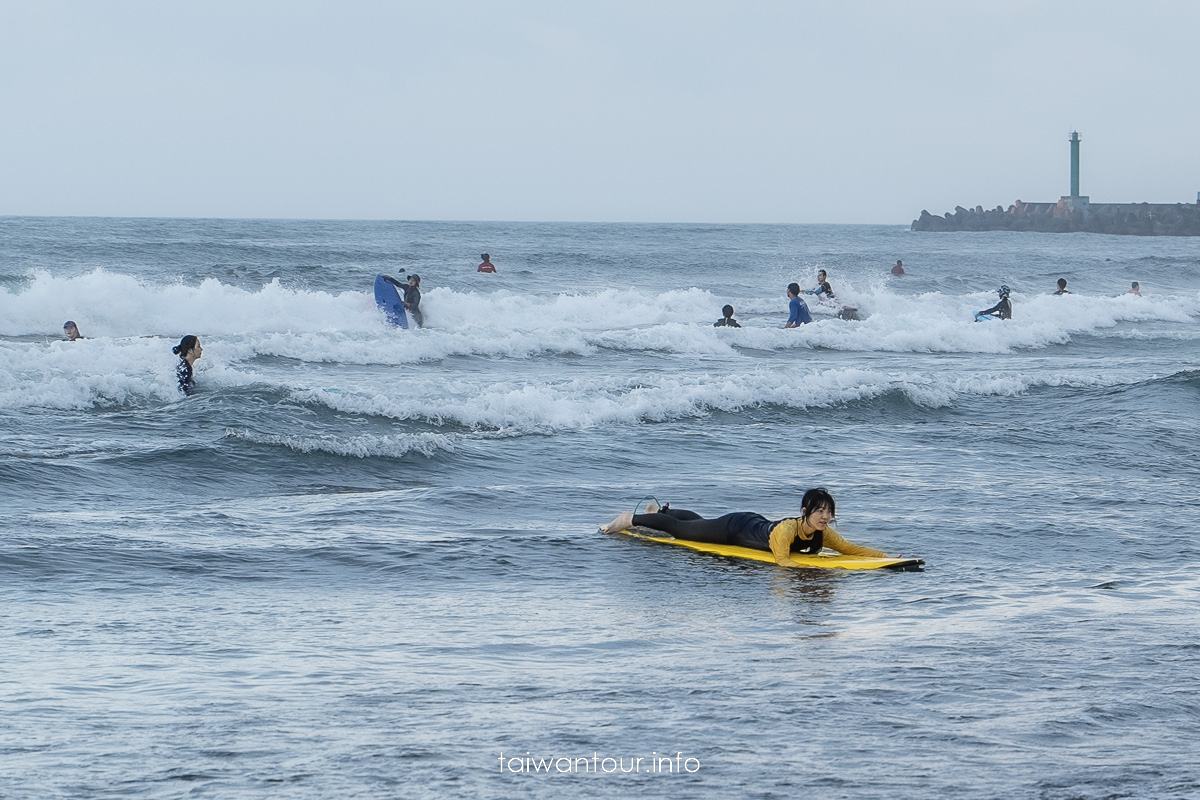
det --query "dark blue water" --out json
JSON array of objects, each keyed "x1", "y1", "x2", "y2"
[{"x1": 2, "y1": 216, "x2": 1199, "y2": 799}]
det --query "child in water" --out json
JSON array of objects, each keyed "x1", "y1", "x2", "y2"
[{"x1": 714, "y1": 305, "x2": 741, "y2": 327}]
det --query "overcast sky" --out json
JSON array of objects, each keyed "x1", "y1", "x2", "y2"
[{"x1": 2, "y1": 1, "x2": 1197, "y2": 223}]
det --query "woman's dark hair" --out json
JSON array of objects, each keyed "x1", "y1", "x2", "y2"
[
  {"x1": 722, "y1": 304, "x2": 734, "y2": 317},
  {"x1": 801, "y1": 487, "x2": 836, "y2": 518},
  {"x1": 787, "y1": 282, "x2": 801, "y2": 296},
  {"x1": 173, "y1": 335, "x2": 199, "y2": 356}
]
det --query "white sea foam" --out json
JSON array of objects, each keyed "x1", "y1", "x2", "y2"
[
  {"x1": 223, "y1": 429, "x2": 457, "y2": 459},
  {"x1": 2, "y1": 270, "x2": 1195, "y2": 415}
]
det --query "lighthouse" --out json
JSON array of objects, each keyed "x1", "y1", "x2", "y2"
[
  {"x1": 1061, "y1": 130, "x2": 1089, "y2": 212},
  {"x1": 1069, "y1": 131, "x2": 1081, "y2": 197}
]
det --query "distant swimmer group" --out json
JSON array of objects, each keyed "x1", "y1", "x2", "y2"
[
  {"x1": 711, "y1": 269, "x2": 863, "y2": 329},
  {"x1": 971, "y1": 277, "x2": 1145, "y2": 321},
  {"x1": 602, "y1": 487, "x2": 894, "y2": 567}
]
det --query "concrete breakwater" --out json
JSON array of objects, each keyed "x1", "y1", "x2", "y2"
[{"x1": 912, "y1": 199, "x2": 1200, "y2": 236}]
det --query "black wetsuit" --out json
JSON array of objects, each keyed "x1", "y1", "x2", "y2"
[
  {"x1": 176, "y1": 359, "x2": 195, "y2": 395},
  {"x1": 714, "y1": 318, "x2": 741, "y2": 328},
  {"x1": 807, "y1": 281, "x2": 834, "y2": 300},
  {"x1": 385, "y1": 276, "x2": 423, "y2": 328},
  {"x1": 978, "y1": 297, "x2": 1012, "y2": 320},
  {"x1": 630, "y1": 508, "x2": 822, "y2": 554}
]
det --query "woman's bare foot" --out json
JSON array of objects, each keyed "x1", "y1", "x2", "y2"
[{"x1": 602, "y1": 510, "x2": 634, "y2": 533}]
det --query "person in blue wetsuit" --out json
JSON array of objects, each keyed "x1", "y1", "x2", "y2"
[
  {"x1": 785, "y1": 283, "x2": 812, "y2": 327},
  {"x1": 172, "y1": 335, "x2": 202, "y2": 395},
  {"x1": 602, "y1": 488, "x2": 890, "y2": 566},
  {"x1": 975, "y1": 285, "x2": 1012, "y2": 321}
]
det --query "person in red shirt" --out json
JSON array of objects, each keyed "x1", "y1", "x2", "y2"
[{"x1": 478, "y1": 253, "x2": 497, "y2": 273}]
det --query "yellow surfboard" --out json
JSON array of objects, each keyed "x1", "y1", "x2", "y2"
[{"x1": 612, "y1": 526, "x2": 924, "y2": 571}]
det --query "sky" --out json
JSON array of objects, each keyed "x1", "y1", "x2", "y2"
[{"x1": 2, "y1": 0, "x2": 1198, "y2": 224}]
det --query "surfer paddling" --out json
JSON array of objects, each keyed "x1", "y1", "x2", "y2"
[{"x1": 602, "y1": 488, "x2": 891, "y2": 567}]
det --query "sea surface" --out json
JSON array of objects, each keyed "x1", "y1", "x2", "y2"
[{"x1": 2, "y1": 216, "x2": 1199, "y2": 799}]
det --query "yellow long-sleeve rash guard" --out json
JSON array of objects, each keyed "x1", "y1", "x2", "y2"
[{"x1": 768, "y1": 520, "x2": 887, "y2": 564}]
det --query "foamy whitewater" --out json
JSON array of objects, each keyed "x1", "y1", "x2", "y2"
[{"x1": 3, "y1": 216, "x2": 1199, "y2": 799}]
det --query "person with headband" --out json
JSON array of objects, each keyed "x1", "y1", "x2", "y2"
[
  {"x1": 601, "y1": 487, "x2": 890, "y2": 567},
  {"x1": 975, "y1": 285, "x2": 1013, "y2": 321}
]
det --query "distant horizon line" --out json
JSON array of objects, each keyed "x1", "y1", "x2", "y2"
[{"x1": 0, "y1": 213, "x2": 910, "y2": 227}]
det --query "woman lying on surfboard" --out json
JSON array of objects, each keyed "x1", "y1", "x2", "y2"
[{"x1": 602, "y1": 488, "x2": 889, "y2": 567}]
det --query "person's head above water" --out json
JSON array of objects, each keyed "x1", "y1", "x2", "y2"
[
  {"x1": 408, "y1": 274, "x2": 420, "y2": 286},
  {"x1": 63, "y1": 321, "x2": 82, "y2": 341},
  {"x1": 173, "y1": 335, "x2": 202, "y2": 361},
  {"x1": 817, "y1": 270, "x2": 827, "y2": 281},
  {"x1": 1056, "y1": 278, "x2": 1068, "y2": 291},
  {"x1": 998, "y1": 285, "x2": 1010, "y2": 298},
  {"x1": 480, "y1": 253, "x2": 490, "y2": 262},
  {"x1": 787, "y1": 282, "x2": 801, "y2": 298},
  {"x1": 722, "y1": 304, "x2": 735, "y2": 318},
  {"x1": 801, "y1": 487, "x2": 836, "y2": 519}
]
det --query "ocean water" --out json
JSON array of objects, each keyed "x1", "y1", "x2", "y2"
[{"x1": 2, "y1": 216, "x2": 1199, "y2": 799}]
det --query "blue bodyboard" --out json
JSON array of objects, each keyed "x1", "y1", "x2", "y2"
[{"x1": 374, "y1": 275, "x2": 409, "y2": 329}]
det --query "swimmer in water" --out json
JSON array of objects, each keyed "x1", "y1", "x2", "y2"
[
  {"x1": 383, "y1": 271, "x2": 423, "y2": 328},
  {"x1": 1054, "y1": 278, "x2": 1071, "y2": 295},
  {"x1": 714, "y1": 304, "x2": 741, "y2": 327},
  {"x1": 804, "y1": 270, "x2": 835, "y2": 302},
  {"x1": 63, "y1": 321, "x2": 84, "y2": 341},
  {"x1": 601, "y1": 487, "x2": 891, "y2": 566},
  {"x1": 173, "y1": 335, "x2": 203, "y2": 395},
  {"x1": 1126, "y1": 281, "x2": 1141, "y2": 296},
  {"x1": 784, "y1": 283, "x2": 812, "y2": 327}
]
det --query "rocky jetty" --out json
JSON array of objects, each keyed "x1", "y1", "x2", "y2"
[{"x1": 912, "y1": 199, "x2": 1200, "y2": 236}]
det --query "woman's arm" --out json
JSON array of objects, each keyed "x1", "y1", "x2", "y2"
[{"x1": 822, "y1": 528, "x2": 888, "y2": 558}]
